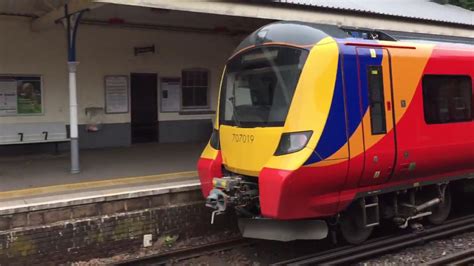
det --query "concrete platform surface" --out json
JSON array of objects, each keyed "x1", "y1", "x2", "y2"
[
  {"x1": 0, "y1": 142, "x2": 206, "y2": 192},
  {"x1": 0, "y1": 175, "x2": 200, "y2": 215}
]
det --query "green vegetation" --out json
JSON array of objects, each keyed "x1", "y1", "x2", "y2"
[{"x1": 435, "y1": 0, "x2": 474, "y2": 10}]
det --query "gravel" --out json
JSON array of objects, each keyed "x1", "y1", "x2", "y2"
[
  {"x1": 360, "y1": 231, "x2": 474, "y2": 265},
  {"x1": 71, "y1": 229, "x2": 474, "y2": 265},
  {"x1": 180, "y1": 228, "x2": 474, "y2": 265},
  {"x1": 179, "y1": 238, "x2": 334, "y2": 265}
]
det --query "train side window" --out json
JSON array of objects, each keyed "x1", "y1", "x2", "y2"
[
  {"x1": 422, "y1": 75, "x2": 472, "y2": 124},
  {"x1": 367, "y1": 66, "x2": 387, "y2": 135}
]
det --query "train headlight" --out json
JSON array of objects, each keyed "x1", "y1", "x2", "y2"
[
  {"x1": 209, "y1": 128, "x2": 220, "y2": 150},
  {"x1": 274, "y1": 131, "x2": 313, "y2": 156}
]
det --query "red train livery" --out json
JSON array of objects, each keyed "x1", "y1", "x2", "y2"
[{"x1": 198, "y1": 22, "x2": 474, "y2": 243}]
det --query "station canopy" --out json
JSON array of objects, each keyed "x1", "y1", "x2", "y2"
[{"x1": 0, "y1": 0, "x2": 472, "y2": 38}]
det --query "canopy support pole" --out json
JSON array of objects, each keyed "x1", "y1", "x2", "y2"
[{"x1": 62, "y1": 4, "x2": 86, "y2": 174}]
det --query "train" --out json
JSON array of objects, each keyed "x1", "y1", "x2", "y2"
[{"x1": 197, "y1": 21, "x2": 474, "y2": 244}]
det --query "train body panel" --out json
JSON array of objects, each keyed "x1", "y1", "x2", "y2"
[
  {"x1": 391, "y1": 46, "x2": 474, "y2": 184},
  {"x1": 198, "y1": 22, "x2": 474, "y2": 227},
  {"x1": 220, "y1": 125, "x2": 283, "y2": 177}
]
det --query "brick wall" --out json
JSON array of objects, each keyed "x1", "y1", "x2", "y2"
[{"x1": 0, "y1": 190, "x2": 238, "y2": 265}]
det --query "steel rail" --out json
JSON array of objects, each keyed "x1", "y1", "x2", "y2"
[
  {"x1": 116, "y1": 237, "x2": 252, "y2": 265},
  {"x1": 273, "y1": 214, "x2": 474, "y2": 265},
  {"x1": 425, "y1": 248, "x2": 474, "y2": 265}
]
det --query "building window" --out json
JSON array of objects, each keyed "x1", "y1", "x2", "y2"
[
  {"x1": 422, "y1": 75, "x2": 472, "y2": 124},
  {"x1": 367, "y1": 66, "x2": 387, "y2": 135},
  {"x1": 181, "y1": 69, "x2": 209, "y2": 108}
]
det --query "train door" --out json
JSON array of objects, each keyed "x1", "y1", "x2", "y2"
[{"x1": 357, "y1": 48, "x2": 397, "y2": 186}]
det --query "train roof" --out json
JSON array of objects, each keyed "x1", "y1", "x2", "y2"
[{"x1": 234, "y1": 21, "x2": 473, "y2": 54}]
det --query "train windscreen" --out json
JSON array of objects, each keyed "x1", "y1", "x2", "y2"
[{"x1": 219, "y1": 46, "x2": 308, "y2": 127}]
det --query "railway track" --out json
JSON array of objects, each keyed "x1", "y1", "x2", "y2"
[
  {"x1": 116, "y1": 214, "x2": 474, "y2": 265},
  {"x1": 426, "y1": 248, "x2": 474, "y2": 265},
  {"x1": 273, "y1": 214, "x2": 474, "y2": 265},
  {"x1": 116, "y1": 237, "x2": 253, "y2": 265}
]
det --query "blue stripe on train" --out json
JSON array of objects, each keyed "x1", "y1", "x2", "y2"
[{"x1": 304, "y1": 42, "x2": 383, "y2": 165}]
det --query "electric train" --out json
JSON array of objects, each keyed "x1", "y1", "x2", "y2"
[{"x1": 197, "y1": 21, "x2": 474, "y2": 243}]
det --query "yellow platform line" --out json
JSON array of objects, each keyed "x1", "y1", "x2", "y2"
[{"x1": 0, "y1": 170, "x2": 198, "y2": 200}]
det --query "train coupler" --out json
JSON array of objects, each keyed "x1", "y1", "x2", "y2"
[
  {"x1": 206, "y1": 176, "x2": 259, "y2": 223},
  {"x1": 206, "y1": 176, "x2": 240, "y2": 224},
  {"x1": 206, "y1": 188, "x2": 229, "y2": 224}
]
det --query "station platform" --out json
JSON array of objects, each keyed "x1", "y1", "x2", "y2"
[
  {"x1": 0, "y1": 142, "x2": 235, "y2": 264},
  {"x1": 0, "y1": 142, "x2": 206, "y2": 211}
]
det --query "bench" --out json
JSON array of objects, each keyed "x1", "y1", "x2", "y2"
[{"x1": 0, "y1": 122, "x2": 70, "y2": 152}]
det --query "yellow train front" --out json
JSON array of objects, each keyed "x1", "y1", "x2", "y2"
[
  {"x1": 197, "y1": 21, "x2": 474, "y2": 242},
  {"x1": 198, "y1": 22, "x2": 346, "y2": 241}
]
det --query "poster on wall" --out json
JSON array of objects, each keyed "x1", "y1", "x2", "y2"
[
  {"x1": 105, "y1": 75, "x2": 129, "y2": 114},
  {"x1": 0, "y1": 76, "x2": 42, "y2": 116},
  {"x1": 160, "y1": 78, "x2": 180, "y2": 112}
]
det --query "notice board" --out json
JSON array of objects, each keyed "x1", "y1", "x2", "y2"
[
  {"x1": 160, "y1": 78, "x2": 180, "y2": 112},
  {"x1": 105, "y1": 75, "x2": 129, "y2": 114},
  {"x1": 0, "y1": 75, "x2": 43, "y2": 116}
]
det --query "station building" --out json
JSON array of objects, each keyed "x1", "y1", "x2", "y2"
[
  {"x1": 0, "y1": 1, "x2": 473, "y2": 263},
  {"x1": 0, "y1": 0, "x2": 472, "y2": 191}
]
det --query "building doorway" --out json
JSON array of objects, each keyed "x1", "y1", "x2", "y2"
[{"x1": 131, "y1": 73, "x2": 158, "y2": 143}]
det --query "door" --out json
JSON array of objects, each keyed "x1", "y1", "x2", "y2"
[
  {"x1": 131, "y1": 73, "x2": 158, "y2": 143},
  {"x1": 357, "y1": 48, "x2": 397, "y2": 186}
]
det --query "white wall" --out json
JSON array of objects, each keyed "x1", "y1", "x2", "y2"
[
  {"x1": 0, "y1": 16, "x2": 238, "y2": 125},
  {"x1": 0, "y1": 16, "x2": 68, "y2": 124}
]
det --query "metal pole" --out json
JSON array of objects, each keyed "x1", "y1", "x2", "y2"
[
  {"x1": 63, "y1": 4, "x2": 86, "y2": 174},
  {"x1": 68, "y1": 61, "x2": 80, "y2": 174}
]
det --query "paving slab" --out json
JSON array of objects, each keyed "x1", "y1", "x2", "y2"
[{"x1": 0, "y1": 142, "x2": 206, "y2": 192}]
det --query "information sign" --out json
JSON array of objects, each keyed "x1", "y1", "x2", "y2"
[
  {"x1": 0, "y1": 76, "x2": 42, "y2": 116},
  {"x1": 105, "y1": 75, "x2": 129, "y2": 114},
  {"x1": 160, "y1": 78, "x2": 181, "y2": 112}
]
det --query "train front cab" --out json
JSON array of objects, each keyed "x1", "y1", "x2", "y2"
[{"x1": 198, "y1": 22, "x2": 347, "y2": 241}]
